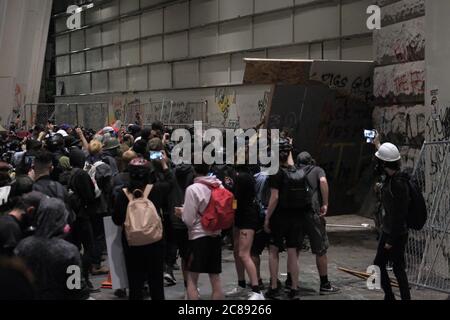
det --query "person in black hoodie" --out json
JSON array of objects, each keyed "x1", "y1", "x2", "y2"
[
  {"x1": 171, "y1": 163, "x2": 194, "y2": 291},
  {"x1": 15, "y1": 197, "x2": 89, "y2": 300},
  {"x1": 113, "y1": 157, "x2": 174, "y2": 300},
  {"x1": 67, "y1": 147, "x2": 99, "y2": 291},
  {"x1": 31, "y1": 150, "x2": 76, "y2": 227},
  {"x1": 373, "y1": 142, "x2": 411, "y2": 300}
]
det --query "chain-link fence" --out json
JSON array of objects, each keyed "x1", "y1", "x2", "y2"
[
  {"x1": 24, "y1": 103, "x2": 109, "y2": 130},
  {"x1": 407, "y1": 141, "x2": 450, "y2": 293}
]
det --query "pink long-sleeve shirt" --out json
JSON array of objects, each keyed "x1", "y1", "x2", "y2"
[{"x1": 182, "y1": 175, "x2": 222, "y2": 240}]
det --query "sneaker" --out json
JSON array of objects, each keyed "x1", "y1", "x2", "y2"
[
  {"x1": 90, "y1": 265, "x2": 109, "y2": 275},
  {"x1": 288, "y1": 288, "x2": 301, "y2": 300},
  {"x1": 225, "y1": 286, "x2": 248, "y2": 297},
  {"x1": 320, "y1": 282, "x2": 340, "y2": 295},
  {"x1": 164, "y1": 272, "x2": 177, "y2": 286},
  {"x1": 248, "y1": 291, "x2": 265, "y2": 300},
  {"x1": 265, "y1": 287, "x2": 282, "y2": 300}
]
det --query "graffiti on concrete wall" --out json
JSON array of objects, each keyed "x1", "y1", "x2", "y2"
[
  {"x1": 215, "y1": 88, "x2": 236, "y2": 127},
  {"x1": 426, "y1": 89, "x2": 450, "y2": 141},
  {"x1": 375, "y1": 16, "x2": 425, "y2": 65},
  {"x1": 257, "y1": 91, "x2": 270, "y2": 122},
  {"x1": 374, "y1": 61, "x2": 425, "y2": 102},
  {"x1": 373, "y1": 105, "x2": 426, "y2": 149}
]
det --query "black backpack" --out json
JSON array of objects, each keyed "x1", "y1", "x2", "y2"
[
  {"x1": 403, "y1": 173, "x2": 428, "y2": 230},
  {"x1": 279, "y1": 166, "x2": 313, "y2": 210}
]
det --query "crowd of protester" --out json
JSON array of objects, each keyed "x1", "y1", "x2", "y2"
[{"x1": 0, "y1": 119, "x2": 412, "y2": 301}]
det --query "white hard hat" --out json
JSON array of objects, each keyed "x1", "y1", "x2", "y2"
[
  {"x1": 56, "y1": 129, "x2": 68, "y2": 137},
  {"x1": 375, "y1": 143, "x2": 401, "y2": 162}
]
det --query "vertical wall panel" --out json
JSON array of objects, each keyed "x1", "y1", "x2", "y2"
[
  {"x1": 141, "y1": 9, "x2": 163, "y2": 37},
  {"x1": 255, "y1": 0, "x2": 293, "y2": 14},
  {"x1": 121, "y1": 41, "x2": 140, "y2": 66},
  {"x1": 267, "y1": 44, "x2": 308, "y2": 59},
  {"x1": 191, "y1": 0, "x2": 218, "y2": 27},
  {"x1": 70, "y1": 52, "x2": 85, "y2": 72},
  {"x1": 70, "y1": 30, "x2": 85, "y2": 51},
  {"x1": 294, "y1": 5, "x2": 339, "y2": 42},
  {"x1": 101, "y1": 0, "x2": 119, "y2": 20},
  {"x1": 173, "y1": 60, "x2": 200, "y2": 88},
  {"x1": 103, "y1": 45, "x2": 120, "y2": 68},
  {"x1": 120, "y1": 0, "x2": 139, "y2": 14},
  {"x1": 86, "y1": 26, "x2": 102, "y2": 48},
  {"x1": 342, "y1": 0, "x2": 372, "y2": 36},
  {"x1": 254, "y1": 10, "x2": 292, "y2": 48},
  {"x1": 87, "y1": 49, "x2": 102, "y2": 70},
  {"x1": 150, "y1": 63, "x2": 172, "y2": 89},
  {"x1": 219, "y1": 18, "x2": 252, "y2": 53},
  {"x1": 56, "y1": 56, "x2": 70, "y2": 75},
  {"x1": 120, "y1": 16, "x2": 140, "y2": 41},
  {"x1": 309, "y1": 42, "x2": 323, "y2": 59},
  {"x1": 102, "y1": 21, "x2": 119, "y2": 45},
  {"x1": 142, "y1": 36, "x2": 163, "y2": 63},
  {"x1": 341, "y1": 37, "x2": 373, "y2": 60},
  {"x1": 129, "y1": 66, "x2": 148, "y2": 91},
  {"x1": 219, "y1": 0, "x2": 253, "y2": 20},
  {"x1": 200, "y1": 55, "x2": 230, "y2": 86},
  {"x1": 109, "y1": 69, "x2": 127, "y2": 92},
  {"x1": 323, "y1": 40, "x2": 339, "y2": 60},
  {"x1": 141, "y1": 0, "x2": 166, "y2": 7},
  {"x1": 190, "y1": 25, "x2": 218, "y2": 57},
  {"x1": 92, "y1": 72, "x2": 108, "y2": 93},
  {"x1": 164, "y1": 32, "x2": 188, "y2": 60},
  {"x1": 56, "y1": 35, "x2": 70, "y2": 55},
  {"x1": 164, "y1": 2, "x2": 189, "y2": 33}
]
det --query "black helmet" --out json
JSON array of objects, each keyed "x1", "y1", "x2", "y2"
[{"x1": 46, "y1": 133, "x2": 65, "y2": 152}]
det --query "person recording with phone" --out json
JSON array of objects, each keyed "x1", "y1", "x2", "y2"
[{"x1": 368, "y1": 130, "x2": 411, "y2": 300}]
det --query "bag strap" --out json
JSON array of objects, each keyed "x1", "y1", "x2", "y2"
[
  {"x1": 143, "y1": 184, "x2": 153, "y2": 199},
  {"x1": 122, "y1": 188, "x2": 133, "y2": 202},
  {"x1": 122, "y1": 184, "x2": 153, "y2": 202}
]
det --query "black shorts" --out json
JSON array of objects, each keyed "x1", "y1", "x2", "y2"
[
  {"x1": 234, "y1": 205, "x2": 259, "y2": 230},
  {"x1": 298, "y1": 211, "x2": 329, "y2": 256},
  {"x1": 251, "y1": 229, "x2": 270, "y2": 256},
  {"x1": 187, "y1": 236, "x2": 222, "y2": 274},
  {"x1": 173, "y1": 228, "x2": 189, "y2": 260},
  {"x1": 269, "y1": 216, "x2": 302, "y2": 249}
]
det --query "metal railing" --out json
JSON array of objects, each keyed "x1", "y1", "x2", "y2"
[
  {"x1": 23, "y1": 100, "x2": 208, "y2": 131},
  {"x1": 407, "y1": 140, "x2": 450, "y2": 293}
]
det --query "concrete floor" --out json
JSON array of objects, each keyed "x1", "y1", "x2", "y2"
[{"x1": 90, "y1": 215, "x2": 449, "y2": 300}]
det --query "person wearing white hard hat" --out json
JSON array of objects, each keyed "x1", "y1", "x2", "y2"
[{"x1": 373, "y1": 139, "x2": 411, "y2": 300}]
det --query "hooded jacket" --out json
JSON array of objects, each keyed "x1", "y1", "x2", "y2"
[
  {"x1": 182, "y1": 175, "x2": 222, "y2": 240},
  {"x1": 381, "y1": 171, "x2": 410, "y2": 244},
  {"x1": 15, "y1": 198, "x2": 89, "y2": 300}
]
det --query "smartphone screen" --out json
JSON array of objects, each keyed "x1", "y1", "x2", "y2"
[{"x1": 149, "y1": 151, "x2": 163, "y2": 160}]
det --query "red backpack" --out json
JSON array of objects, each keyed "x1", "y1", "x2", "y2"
[{"x1": 199, "y1": 184, "x2": 235, "y2": 232}]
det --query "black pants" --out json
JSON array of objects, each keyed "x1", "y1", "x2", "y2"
[
  {"x1": 162, "y1": 215, "x2": 176, "y2": 272},
  {"x1": 374, "y1": 232, "x2": 411, "y2": 300},
  {"x1": 72, "y1": 217, "x2": 96, "y2": 281},
  {"x1": 90, "y1": 214, "x2": 106, "y2": 265},
  {"x1": 124, "y1": 240, "x2": 165, "y2": 300}
]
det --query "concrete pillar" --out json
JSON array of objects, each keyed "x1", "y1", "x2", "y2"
[
  {"x1": 0, "y1": 0, "x2": 52, "y2": 127},
  {"x1": 372, "y1": 0, "x2": 425, "y2": 169}
]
